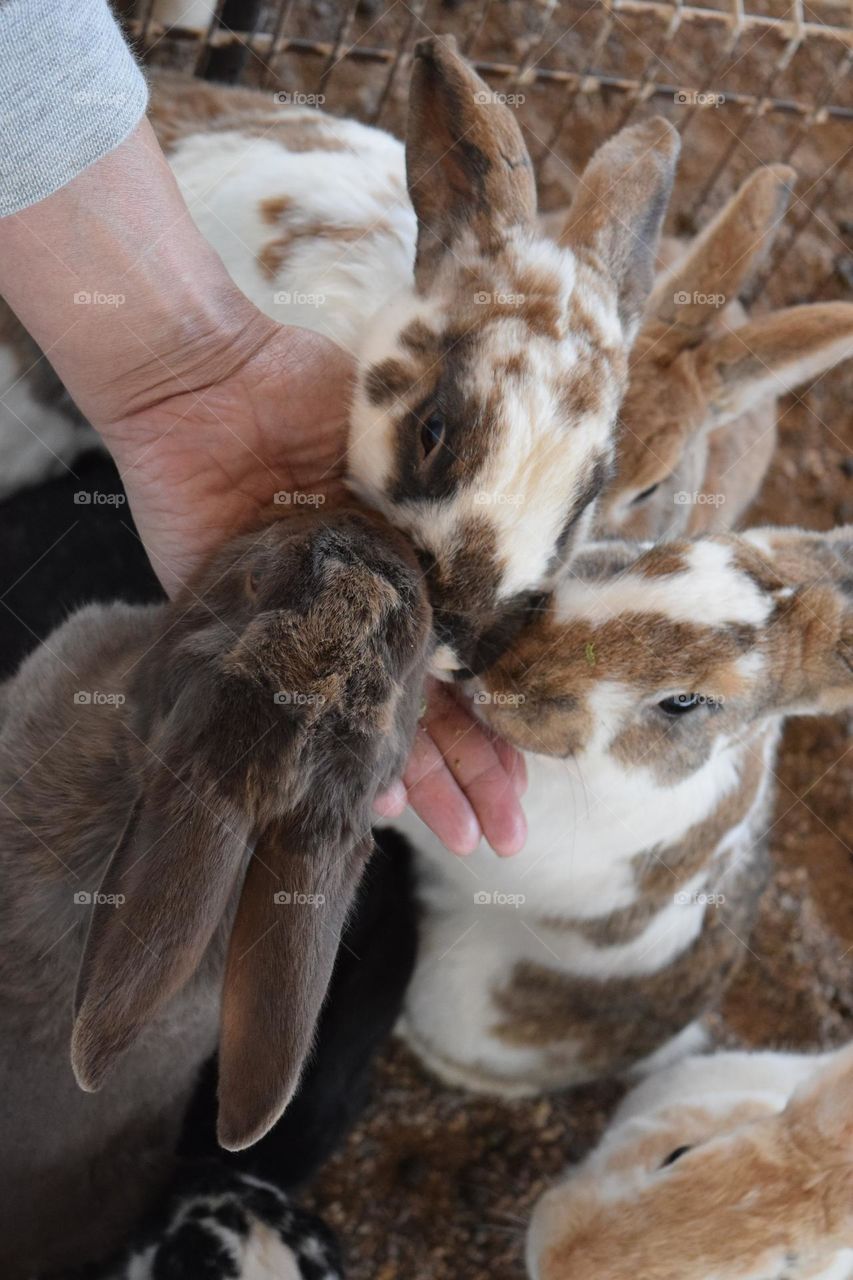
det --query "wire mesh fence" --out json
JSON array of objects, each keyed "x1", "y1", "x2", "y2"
[{"x1": 118, "y1": 0, "x2": 853, "y2": 306}]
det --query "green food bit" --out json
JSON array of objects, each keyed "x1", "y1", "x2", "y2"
[{"x1": 585, "y1": 641, "x2": 597, "y2": 667}]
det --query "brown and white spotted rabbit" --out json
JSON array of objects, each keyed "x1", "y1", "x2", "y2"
[
  {"x1": 0, "y1": 503, "x2": 431, "y2": 1278},
  {"x1": 398, "y1": 524, "x2": 853, "y2": 1094},
  {"x1": 0, "y1": 37, "x2": 681, "y2": 673}
]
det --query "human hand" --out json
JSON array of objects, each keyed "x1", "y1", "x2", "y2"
[{"x1": 0, "y1": 119, "x2": 527, "y2": 857}]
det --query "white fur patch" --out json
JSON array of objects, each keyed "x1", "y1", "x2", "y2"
[
  {"x1": 555, "y1": 539, "x2": 771, "y2": 628},
  {"x1": 167, "y1": 125, "x2": 415, "y2": 351}
]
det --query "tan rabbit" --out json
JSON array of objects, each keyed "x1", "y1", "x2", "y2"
[
  {"x1": 528, "y1": 1043, "x2": 853, "y2": 1280},
  {"x1": 0, "y1": 503, "x2": 430, "y2": 1277},
  {"x1": 0, "y1": 38, "x2": 681, "y2": 674},
  {"x1": 397, "y1": 524, "x2": 853, "y2": 1094},
  {"x1": 595, "y1": 164, "x2": 853, "y2": 539},
  {"x1": 542, "y1": 166, "x2": 853, "y2": 542}
]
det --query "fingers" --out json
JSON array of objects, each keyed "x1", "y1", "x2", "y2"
[
  {"x1": 402, "y1": 720, "x2": 482, "y2": 854},
  {"x1": 374, "y1": 680, "x2": 527, "y2": 857}
]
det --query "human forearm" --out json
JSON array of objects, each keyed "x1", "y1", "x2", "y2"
[{"x1": 0, "y1": 118, "x2": 276, "y2": 432}]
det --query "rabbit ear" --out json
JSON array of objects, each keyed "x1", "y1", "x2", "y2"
[
  {"x1": 742, "y1": 523, "x2": 853, "y2": 716},
  {"x1": 71, "y1": 711, "x2": 254, "y2": 1093},
  {"x1": 406, "y1": 34, "x2": 537, "y2": 287},
  {"x1": 558, "y1": 117, "x2": 680, "y2": 341},
  {"x1": 694, "y1": 301, "x2": 853, "y2": 426},
  {"x1": 217, "y1": 822, "x2": 371, "y2": 1151},
  {"x1": 784, "y1": 1045, "x2": 853, "y2": 1154},
  {"x1": 649, "y1": 165, "x2": 795, "y2": 343}
]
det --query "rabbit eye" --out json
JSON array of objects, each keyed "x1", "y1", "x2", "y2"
[
  {"x1": 420, "y1": 411, "x2": 445, "y2": 459},
  {"x1": 655, "y1": 696, "x2": 717, "y2": 716},
  {"x1": 245, "y1": 566, "x2": 262, "y2": 598},
  {"x1": 660, "y1": 1144, "x2": 693, "y2": 1168},
  {"x1": 658, "y1": 693, "x2": 716, "y2": 715},
  {"x1": 632, "y1": 482, "x2": 661, "y2": 505}
]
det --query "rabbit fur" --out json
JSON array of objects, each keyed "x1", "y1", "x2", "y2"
[
  {"x1": 541, "y1": 165, "x2": 853, "y2": 541},
  {"x1": 0, "y1": 37, "x2": 681, "y2": 675},
  {"x1": 396, "y1": 522, "x2": 853, "y2": 1094},
  {"x1": 528, "y1": 1043, "x2": 853, "y2": 1280},
  {"x1": 0, "y1": 503, "x2": 430, "y2": 1277}
]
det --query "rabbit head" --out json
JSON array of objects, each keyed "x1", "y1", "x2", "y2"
[
  {"x1": 469, "y1": 525, "x2": 853, "y2": 775},
  {"x1": 598, "y1": 165, "x2": 853, "y2": 539},
  {"x1": 347, "y1": 34, "x2": 680, "y2": 677},
  {"x1": 70, "y1": 507, "x2": 431, "y2": 1151},
  {"x1": 528, "y1": 1045, "x2": 853, "y2": 1280}
]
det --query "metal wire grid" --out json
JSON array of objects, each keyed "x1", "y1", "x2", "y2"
[{"x1": 123, "y1": 0, "x2": 853, "y2": 302}]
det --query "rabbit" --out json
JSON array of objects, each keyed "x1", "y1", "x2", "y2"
[
  {"x1": 0, "y1": 500, "x2": 431, "y2": 1278},
  {"x1": 69, "y1": 1161, "x2": 343, "y2": 1280},
  {"x1": 544, "y1": 164, "x2": 853, "y2": 542},
  {"x1": 0, "y1": 450, "x2": 421, "y2": 1200},
  {"x1": 0, "y1": 35, "x2": 681, "y2": 673},
  {"x1": 528, "y1": 1043, "x2": 853, "y2": 1280},
  {"x1": 178, "y1": 826, "x2": 419, "y2": 1192},
  {"x1": 395, "y1": 523, "x2": 853, "y2": 1095}
]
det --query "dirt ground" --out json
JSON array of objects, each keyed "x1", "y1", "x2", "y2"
[{"x1": 136, "y1": 4, "x2": 853, "y2": 1276}]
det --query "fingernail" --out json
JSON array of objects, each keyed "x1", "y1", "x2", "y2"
[
  {"x1": 495, "y1": 811, "x2": 527, "y2": 858},
  {"x1": 453, "y1": 815, "x2": 481, "y2": 856}
]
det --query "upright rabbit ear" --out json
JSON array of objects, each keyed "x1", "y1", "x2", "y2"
[
  {"x1": 217, "y1": 822, "x2": 372, "y2": 1151},
  {"x1": 71, "y1": 696, "x2": 254, "y2": 1093},
  {"x1": 558, "y1": 117, "x2": 680, "y2": 341},
  {"x1": 649, "y1": 164, "x2": 795, "y2": 344},
  {"x1": 694, "y1": 301, "x2": 853, "y2": 426},
  {"x1": 406, "y1": 34, "x2": 538, "y2": 287}
]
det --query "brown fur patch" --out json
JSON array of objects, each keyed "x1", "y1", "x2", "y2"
[
  {"x1": 257, "y1": 220, "x2": 382, "y2": 280},
  {"x1": 492, "y1": 843, "x2": 769, "y2": 1075},
  {"x1": 363, "y1": 357, "x2": 419, "y2": 407},
  {"x1": 259, "y1": 195, "x2": 293, "y2": 225},
  {"x1": 148, "y1": 73, "x2": 347, "y2": 156}
]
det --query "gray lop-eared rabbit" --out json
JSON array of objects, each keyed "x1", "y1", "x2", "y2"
[{"x1": 0, "y1": 503, "x2": 431, "y2": 1278}]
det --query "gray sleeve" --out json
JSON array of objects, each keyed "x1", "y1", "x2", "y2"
[{"x1": 0, "y1": 0, "x2": 149, "y2": 217}]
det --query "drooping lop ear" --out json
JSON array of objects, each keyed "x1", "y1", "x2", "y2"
[
  {"x1": 71, "y1": 705, "x2": 254, "y2": 1093},
  {"x1": 216, "y1": 822, "x2": 372, "y2": 1151},
  {"x1": 649, "y1": 164, "x2": 795, "y2": 344},
  {"x1": 406, "y1": 34, "x2": 538, "y2": 288},
  {"x1": 694, "y1": 301, "x2": 853, "y2": 426},
  {"x1": 558, "y1": 116, "x2": 680, "y2": 341}
]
